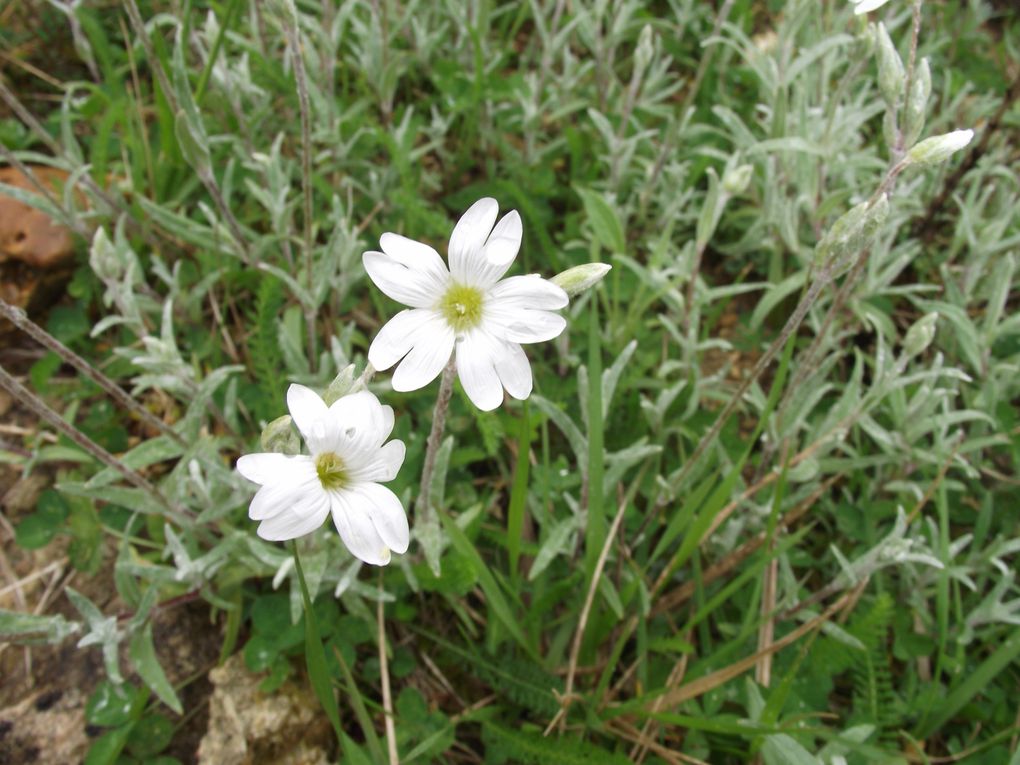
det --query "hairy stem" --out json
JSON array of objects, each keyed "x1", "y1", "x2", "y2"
[
  {"x1": 0, "y1": 364, "x2": 191, "y2": 523},
  {"x1": 414, "y1": 357, "x2": 457, "y2": 519}
]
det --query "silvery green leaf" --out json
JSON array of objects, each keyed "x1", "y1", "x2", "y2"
[
  {"x1": 532, "y1": 395, "x2": 588, "y2": 473},
  {"x1": 0, "y1": 609, "x2": 80, "y2": 645},
  {"x1": 67, "y1": 587, "x2": 123, "y2": 684},
  {"x1": 875, "y1": 22, "x2": 905, "y2": 107},
  {"x1": 576, "y1": 186, "x2": 626, "y2": 253},
  {"x1": 529, "y1": 515, "x2": 580, "y2": 581}
]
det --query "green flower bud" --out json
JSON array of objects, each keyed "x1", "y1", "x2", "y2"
[
  {"x1": 323, "y1": 364, "x2": 357, "y2": 405},
  {"x1": 721, "y1": 163, "x2": 753, "y2": 195},
  {"x1": 815, "y1": 194, "x2": 890, "y2": 276},
  {"x1": 875, "y1": 22, "x2": 905, "y2": 107},
  {"x1": 903, "y1": 312, "x2": 938, "y2": 356},
  {"x1": 902, "y1": 57, "x2": 931, "y2": 147},
  {"x1": 260, "y1": 414, "x2": 300, "y2": 454},
  {"x1": 551, "y1": 263, "x2": 612, "y2": 297},
  {"x1": 634, "y1": 24, "x2": 655, "y2": 78},
  {"x1": 906, "y1": 129, "x2": 974, "y2": 166}
]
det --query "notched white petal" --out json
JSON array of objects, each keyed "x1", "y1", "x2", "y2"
[
  {"x1": 287, "y1": 384, "x2": 329, "y2": 441},
  {"x1": 449, "y1": 198, "x2": 499, "y2": 281},
  {"x1": 236, "y1": 452, "x2": 308, "y2": 486},
  {"x1": 331, "y1": 492, "x2": 392, "y2": 566}
]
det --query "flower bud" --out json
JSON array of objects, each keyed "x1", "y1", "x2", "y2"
[
  {"x1": 903, "y1": 312, "x2": 938, "y2": 356},
  {"x1": 323, "y1": 364, "x2": 357, "y2": 405},
  {"x1": 875, "y1": 22, "x2": 905, "y2": 106},
  {"x1": 89, "y1": 228, "x2": 120, "y2": 282},
  {"x1": 721, "y1": 163, "x2": 753, "y2": 195},
  {"x1": 551, "y1": 263, "x2": 612, "y2": 297},
  {"x1": 902, "y1": 57, "x2": 931, "y2": 147},
  {"x1": 634, "y1": 24, "x2": 655, "y2": 78},
  {"x1": 815, "y1": 194, "x2": 889, "y2": 276},
  {"x1": 853, "y1": 0, "x2": 893, "y2": 14},
  {"x1": 906, "y1": 129, "x2": 974, "y2": 166},
  {"x1": 260, "y1": 414, "x2": 300, "y2": 454}
]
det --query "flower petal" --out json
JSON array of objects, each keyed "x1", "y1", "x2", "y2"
[
  {"x1": 363, "y1": 249, "x2": 448, "y2": 309},
  {"x1": 497, "y1": 310, "x2": 567, "y2": 344},
  {"x1": 494, "y1": 343, "x2": 533, "y2": 400},
  {"x1": 456, "y1": 330, "x2": 504, "y2": 411},
  {"x1": 449, "y1": 198, "x2": 498, "y2": 283},
  {"x1": 236, "y1": 453, "x2": 310, "y2": 486},
  {"x1": 488, "y1": 275, "x2": 568, "y2": 310},
  {"x1": 350, "y1": 482, "x2": 409, "y2": 554},
  {"x1": 457, "y1": 210, "x2": 521, "y2": 287},
  {"x1": 369, "y1": 309, "x2": 435, "y2": 372},
  {"x1": 352, "y1": 440, "x2": 406, "y2": 483},
  {"x1": 330, "y1": 491, "x2": 392, "y2": 566},
  {"x1": 392, "y1": 322, "x2": 455, "y2": 392},
  {"x1": 329, "y1": 390, "x2": 395, "y2": 452},
  {"x1": 256, "y1": 485, "x2": 330, "y2": 541},
  {"x1": 287, "y1": 384, "x2": 330, "y2": 447},
  {"x1": 483, "y1": 209, "x2": 522, "y2": 268}
]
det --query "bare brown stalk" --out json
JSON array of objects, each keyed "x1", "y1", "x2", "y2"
[
  {"x1": 546, "y1": 494, "x2": 629, "y2": 735},
  {"x1": 122, "y1": 0, "x2": 251, "y2": 263},
  {"x1": 0, "y1": 365, "x2": 192, "y2": 523},
  {"x1": 377, "y1": 585, "x2": 398, "y2": 765},
  {"x1": 639, "y1": 586, "x2": 855, "y2": 711},
  {"x1": 280, "y1": 7, "x2": 318, "y2": 369},
  {"x1": 0, "y1": 299, "x2": 187, "y2": 447}
]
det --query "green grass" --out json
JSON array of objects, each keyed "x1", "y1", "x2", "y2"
[{"x1": 1, "y1": 0, "x2": 1019, "y2": 763}]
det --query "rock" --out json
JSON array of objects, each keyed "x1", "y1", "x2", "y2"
[
  {"x1": 0, "y1": 166, "x2": 77, "y2": 269},
  {"x1": 197, "y1": 654, "x2": 333, "y2": 765},
  {"x1": 0, "y1": 687, "x2": 89, "y2": 765}
]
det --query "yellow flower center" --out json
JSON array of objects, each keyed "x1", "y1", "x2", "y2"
[
  {"x1": 315, "y1": 452, "x2": 348, "y2": 490},
  {"x1": 438, "y1": 283, "x2": 484, "y2": 332}
]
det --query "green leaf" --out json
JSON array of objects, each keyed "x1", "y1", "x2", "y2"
[
  {"x1": 129, "y1": 624, "x2": 183, "y2": 715},
  {"x1": 761, "y1": 734, "x2": 822, "y2": 765},
  {"x1": 507, "y1": 400, "x2": 530, "y2": 580},
  {"x1": 86, "y1": 681, "x2": 136, "y2": 727},
  {"x1": 576, "y1": 186, "x2": 626, "y2": 253},
  {"x1": 84, "y1": 725, "x2": 133, "y2": 765},
  {"x1": 292, "y1": 546, "x2": 342, "y2": 747},
  {"x1": 126, "y1": 713, "x2": 174, "y2": 757},
  {"x1": 15, "y1": 489, "x2": 70, "y2": 549},
  {"x1": 440, "y1": 513, "x2": 532, "y2": 657}
]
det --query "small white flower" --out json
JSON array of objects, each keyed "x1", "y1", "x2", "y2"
[
  {"x1": 364, "y1": 197, "x2": 569, "y2": 411},
  {"x1": 851, "y1": 0, "x2": 892, "y2": 14},
  {"x1": 236, "y1": 386, "x2": 408, "y2": 566}
]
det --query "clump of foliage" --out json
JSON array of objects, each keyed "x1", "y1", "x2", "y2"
[{"x1": 1, "y1": 0, "x2": 1018, "y2": 763}]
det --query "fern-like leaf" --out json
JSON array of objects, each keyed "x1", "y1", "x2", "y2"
[{"x1": 482, "y1": 722, "x2": 630, "y2": 765}]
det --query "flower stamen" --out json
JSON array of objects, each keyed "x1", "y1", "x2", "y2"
[
  {"x1": 439, "y1": 283, "x2": 484, "y2": 332},
  {"x1": 315, "y1": 452, "x2": 349, "y2": 490}
]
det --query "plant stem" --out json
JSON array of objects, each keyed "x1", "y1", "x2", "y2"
[
  {"x1": 414, "y1": 356, "x2": 456, "y2": 519},
  {"x1": 281, "y1": 6, "x2": 318, "y2": 370},
  {"x1": 0, "y1": 299, "x2": 186, "y2": 447},
  {"x1": 0, "y1": 364, "x2": 191, "y2": 523},
  {"x1": 378, "y1": 577, "x2": 399, "y2": 765}
]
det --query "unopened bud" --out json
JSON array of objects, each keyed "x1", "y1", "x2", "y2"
[
  {"x1": 551, "y1": 263, "x2": 612, "y2": 297},
  {"x1": 89, "y1": 228, "x2": 120, "y2": 281},
  {"x1": 815, "y1": 194, "x2": 890, "y2": 276},
  {"x1": 634, "y1": 24, "x2": 655, "y2": 77},
  {"x1": 903, "y1": 312, "x2": 938, "y2": 356},
  {"x1": 902, "y1": 57, "x2": 931, "y2": 147},
  {"x1": 260, "y1": 415, "x2": 300, "y2": 454},
  {"x1": 906, "y1": 129, "x2": 974, "y2": 166},
  {"x1": 853, "y1": 0, "x2": 893, "y2": 14},
  {"x1": 876, "y1": 22, "x2": 905, "y2": 106},
  {"x1": 323, "y1": 364, "x2": 357, "y2": 405},
  {"x1": 721, "y1": 163, "x2": 753, "y2": 195}
]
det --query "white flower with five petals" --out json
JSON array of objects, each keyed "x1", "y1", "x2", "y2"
[
  {"x1": 364, "y1": 197, "x2": 569, "y2": 411},
  {"x1": 236, "y1": 385, "x2": 408, "y2": 566}
]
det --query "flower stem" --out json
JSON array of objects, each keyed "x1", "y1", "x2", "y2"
[
  {"x1": 378, "y1": 575, "x2": 399, "y2": 765},
  {"x1": 414, "y1": 356, "x2": 456, "y2": 519}
]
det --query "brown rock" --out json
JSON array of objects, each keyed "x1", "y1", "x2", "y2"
[
  {"x1": 0, "y1": 687, "x2": 90, "y2": 765},
  {"x1": 0, "y1": 166, "x2": 76, "y2": 269},
  {"x1": 197, "y1": 654, "x2": 333, "y2": 765}
]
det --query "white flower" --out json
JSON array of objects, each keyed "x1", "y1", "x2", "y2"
[
  {"x1": 363, "y1": 197, "x2": 569, "y2": 411},
  {"x1": 236, "y1": 385, "x2": 408, "y2": 566},
  {"x1": 851, "y1": 0, "x2": 892, "y2": 14}
]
